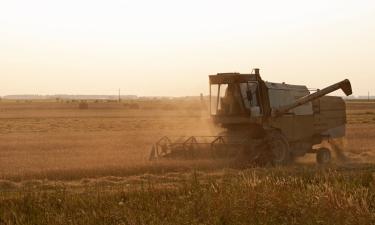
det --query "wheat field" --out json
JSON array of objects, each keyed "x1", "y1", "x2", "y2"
[{"x1": 0, "y1": 99, "x2": 374, "y2": 224}]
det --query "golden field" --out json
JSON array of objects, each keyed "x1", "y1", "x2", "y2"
[
  {"x1": 0, "y1": 99, "x2": 221, "y2": 180},
  {"x1": 0, "y1": 99, "x2": 374, "y2": 179},
  {"x1": 0, "y1": 99, "x2": 374, "y2": 224}
]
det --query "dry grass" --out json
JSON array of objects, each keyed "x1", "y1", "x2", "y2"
[{"x1": 1, "y1": 168, "x2": 374, "y2": 225}]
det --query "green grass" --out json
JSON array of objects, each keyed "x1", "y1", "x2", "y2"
[{"x1": 1, "y1": 167, "x2": 374, "y2": 225}]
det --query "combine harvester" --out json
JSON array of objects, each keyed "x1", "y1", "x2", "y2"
[{"x1": 150, "y1": 68, "x2": 352, "y2": 165}]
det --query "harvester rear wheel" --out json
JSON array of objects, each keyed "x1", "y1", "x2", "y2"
[{"x1": 316, "y1": 147, "x2": 331, "y2": 164}]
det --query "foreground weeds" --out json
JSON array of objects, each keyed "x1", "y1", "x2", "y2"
[{"x1": 0, "y1": 167, "x2": 374, "y2": 225}]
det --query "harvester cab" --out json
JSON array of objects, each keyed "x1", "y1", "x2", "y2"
[
  {"x1": 209, "y1": 69, "x2": 268, "y2": 124},
  {"x1": 150, "y1": 68, "x2": 352, "y2": 165}
]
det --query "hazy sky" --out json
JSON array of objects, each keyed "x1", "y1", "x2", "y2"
[{"x1": 1, "y1": 0, "x2": 374, "y2": 96}]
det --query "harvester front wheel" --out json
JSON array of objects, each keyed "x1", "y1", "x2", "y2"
[{"x1": 266, "y1": 130, "x2": 291, "y2": 166}]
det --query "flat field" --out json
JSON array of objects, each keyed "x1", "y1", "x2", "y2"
[{"x1": 0, "y1": 100, "x2": 374, "y2": 224}]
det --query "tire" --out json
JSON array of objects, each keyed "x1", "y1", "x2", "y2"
[
  {"x1": 234, "y1": 129, "x2": 291, "y2": 166},
  {"x1": 316, "y1": 148, "x2": 331, "y2": 164},
  {"x1": 266, "y1": 130, "x2": 291, "y2": 166}
]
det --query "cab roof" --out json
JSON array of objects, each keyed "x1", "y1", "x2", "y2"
[{"x1": 209, "y1": 73, "x2": 261, "y2": 84}]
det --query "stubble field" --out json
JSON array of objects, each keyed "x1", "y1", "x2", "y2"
[{"x1": 0, "y1": 99, "x2": 374, "y2": 224}]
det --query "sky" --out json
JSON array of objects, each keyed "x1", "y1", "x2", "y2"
[{"x1": 0, "y1": 0, "x2": 374, "y2": 96}]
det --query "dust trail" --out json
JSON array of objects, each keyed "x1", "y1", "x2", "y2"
[
  {"x1": 329, "y1": 138, "x2": 351, "y2": 163},
  {"x1": 179, "y1": 109, "x2": 223, "y2": 136},
  {"x1": 329, "y1": 136, "x2": 375, "y2": 164}
]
